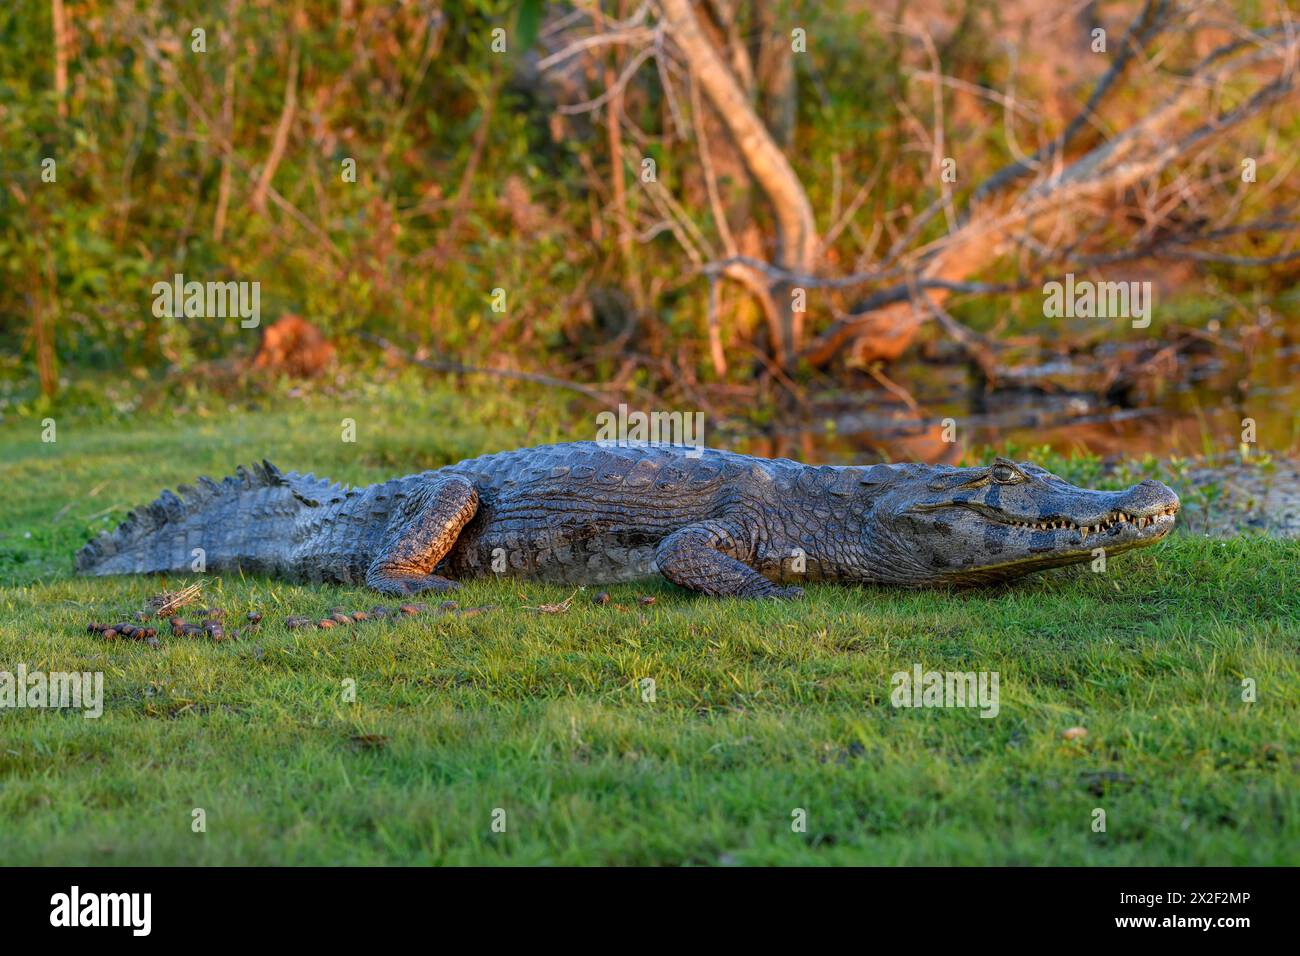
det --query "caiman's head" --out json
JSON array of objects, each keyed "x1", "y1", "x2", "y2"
[{"x1": 867, "y1": 457, "x2": 1179, "y2": 585}]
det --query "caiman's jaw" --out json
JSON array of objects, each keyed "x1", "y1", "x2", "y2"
[
  {"x1": 879, "y1": 457, "x2": 1181, "y2": 585},
  {"x1": 936, "y1": 499, "x2": 1180, "y2": 547}
]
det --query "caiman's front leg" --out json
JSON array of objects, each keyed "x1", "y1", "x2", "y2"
[
  {"x1": 655, "y1": 520, "x2": 803, "y2": 599},
  {"x1": 366, "y1": 476, "x2": 478, "y2": 596}
]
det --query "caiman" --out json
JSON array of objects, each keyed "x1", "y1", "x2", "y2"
[{"x1": 75, "y1": 442, "x2": 1180, "y2": 598}]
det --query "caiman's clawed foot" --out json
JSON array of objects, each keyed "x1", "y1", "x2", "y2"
[
  {"x1": 365, "y1": 476, "x2": 478, "y2": 597},
  {"x1": 367, "y1": 573, "x2": 462, "y2": 596},
  {"x1": 656, "y1": 522, "x2": 805, "y2": 599}
]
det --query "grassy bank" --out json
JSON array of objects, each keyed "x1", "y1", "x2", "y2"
[{"x1": 0, "y1": 382, "x2": 1296, "y2": 865}]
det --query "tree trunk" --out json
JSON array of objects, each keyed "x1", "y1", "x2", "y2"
[{"x1": 660, "y1": 0, "x2": 817, "y2": 370}]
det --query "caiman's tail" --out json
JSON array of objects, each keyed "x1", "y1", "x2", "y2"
[{"x1": 75, "y1": 460, "x2": 311, "y2": 578}]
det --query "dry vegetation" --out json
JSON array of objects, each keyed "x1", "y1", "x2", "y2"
[{"x1": 3, "y1": 1, "x2": 1296, "y2": 417}]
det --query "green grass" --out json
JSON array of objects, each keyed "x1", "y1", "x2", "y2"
[{"x1": 1, "y1": 380, "x2": 1297, "y2": 865}]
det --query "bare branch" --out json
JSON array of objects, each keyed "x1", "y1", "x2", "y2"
[
  {"x1": 251, "y1": 37, "x2": 300, "y2": 214},
  {"x1": 971, "y1": 0, "x2": 1173, "y2": 205}
]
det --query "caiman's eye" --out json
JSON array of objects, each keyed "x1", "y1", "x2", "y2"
[{"x1": 991, "y1": 460, "x2": 1024, "y2": 484}]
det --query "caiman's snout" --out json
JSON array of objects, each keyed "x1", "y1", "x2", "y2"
[
  {"x1": 1125, "y1": 479, "x2": 1181, "y2": 519},
  {"x1": 1103, "y1": 478, "x2": 1180, "y2": 532},
  {"x1": 1000, "y1": 476, "x2": 1180, "y2": 547},
  {"x1": 1085, "y1": 478, "x2": 1180, "y2": 546}
]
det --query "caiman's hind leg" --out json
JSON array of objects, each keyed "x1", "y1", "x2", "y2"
[
  {"x1": 655, "y1": 521, "x2": 803, "y2": 599},
  {"x1": 366, "y1": 476, "x2": 478, "y2": 596}
]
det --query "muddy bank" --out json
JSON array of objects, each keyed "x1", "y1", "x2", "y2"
[{"x1": 1169, "y1": 458, "x2": 1300, "y2": 539}]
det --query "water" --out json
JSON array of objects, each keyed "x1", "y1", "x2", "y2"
[{"x1": 728, "y1": 326, "x2": 1298, "y2": 466}]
